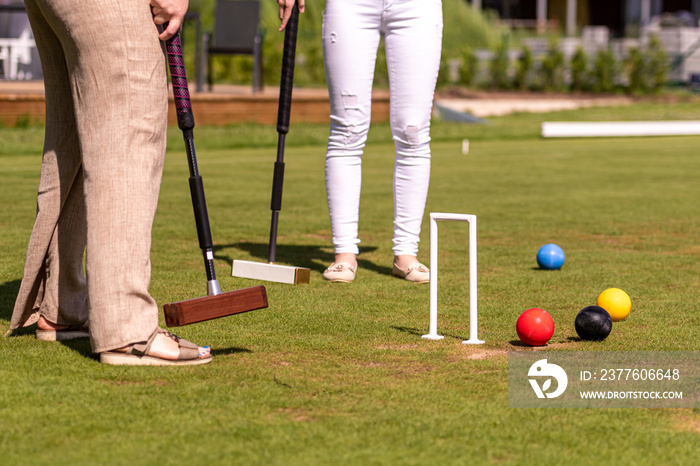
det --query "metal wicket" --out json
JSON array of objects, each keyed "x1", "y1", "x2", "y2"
[{"x1": 422, "y1": 212, "x2": 484, "y2": 344}]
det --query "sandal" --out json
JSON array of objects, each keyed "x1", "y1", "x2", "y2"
[
  {"x1": 100, "y1": 328, "x2": 212, "y2": 366},
  {"x1": 36, "y1": 322, "x2": 89, "y2": 341}
]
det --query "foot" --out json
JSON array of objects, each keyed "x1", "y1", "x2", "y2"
[
  {"x1": 37, "y1": 315, "x2": 72, "y2": 330},
  {"x1": 36, "y1": 315, "x2": 89, "y2": 341},
  {"x1": 100, "y1": 328, "x2": 212, "y2": 366},
  {"x1": 392, "y1": 255, "x2": 430, "y2": 283},
  {"x1": 323, "y1": 253, "x2": 357, "y2": 283},
  {"x1": 132, "y1": 331, "x2": 210, "y2": 360}
]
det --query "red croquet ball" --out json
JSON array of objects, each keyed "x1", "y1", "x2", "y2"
[{"x1": 516, "y1": 308, "x2": 555, "y2": 346}]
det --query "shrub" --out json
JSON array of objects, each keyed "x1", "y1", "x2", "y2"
[
  {"x1": 436, "y1": 53, "x2": 451, "y2": 88},
  {"x1": 626, "y1": 47, "x2": 648, "y2": 94},
  {"x1": 647, "y1": 34, "x2": 669, "y2": 92},
  {"x1": 593, "y1": 48, "x2": 617, "y2": 93},
  {"x1": 441, "y1": 0, "x2": 509, "y2": 54},
  {"x1": 513, "y1": 45, "x2": 533, "y2": 90},
  {"x1": 540, "y1": 38, "x2": 565, "y2": 91},
  {"x1": 489, "y1": 39, "x2": 510, "y2": 90},
  {"x1": 570, "y1": 46, "x2": 590, "y2": 92},
  {"x1": 460, "y1": 46, "x2": 478, "y2": 87},
  {"x1": 14, "y1": 113, "x2": 35, "y2": 129}
]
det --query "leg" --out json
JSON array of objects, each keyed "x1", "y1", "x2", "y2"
[
  {"x1": 12, "y1": 0, "x2": 209, "y2": 363},
  {"x1": 65, "y1": 0, "x2": 168, "y2": 353},
  {"x1": 384, "y1": 0, "x2": 443, "y2": 265},
  {"x1": 10, "y1": 0, "x2": 88, "y2": 332},
  {"x1": 322, "y1": 0, "x2": 382, "y2": 264},
  {"x1": 26, "y1": 0, "x2": 170, "y2": 353}
]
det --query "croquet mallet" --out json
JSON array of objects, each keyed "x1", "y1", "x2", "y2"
[
  {"x1": 162, "y1": 32, "x2": 268, "y2": 327},
  {"x1": 232, "y1": 5, "x2": 310, "y2": 285}
]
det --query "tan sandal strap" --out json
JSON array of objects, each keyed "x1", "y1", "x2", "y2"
[
  {"x1": 177, "y1": 346, "x2": 200, "y2": 360},
  {"x1": 128, "y1": 328, "x2": 158, "y2": 356},
  {"x1": 128, "y1": 328, "x2": 196, "y2": 358}
]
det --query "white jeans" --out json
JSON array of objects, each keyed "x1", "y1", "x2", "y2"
[{"x1": 322, "y1": 0, "x2": 443, "y2": 257}]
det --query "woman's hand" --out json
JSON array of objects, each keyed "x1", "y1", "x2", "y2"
[
  {"x1": 277, "y1": 0, "x2": 305, "y2": 31},
  {"x1": 151, "y1": 0, "x2": 190, "y2": 40}
]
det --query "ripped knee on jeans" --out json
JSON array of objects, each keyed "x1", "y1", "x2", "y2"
[
  {"x1": 404, "y1": 125, "x2": 420, "y2": 145},
  {"x1": 341, "y1": 93, "x2": 360, "y2": 111},
  {"x1": 395, "y1": 125, "x2": 432, "y2": 158}
]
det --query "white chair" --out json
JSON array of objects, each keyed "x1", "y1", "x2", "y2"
[{"x1": 0, "y1": 28, "x2": 36, "y2": 79}]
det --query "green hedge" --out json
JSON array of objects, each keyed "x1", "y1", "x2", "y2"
[
  {"x1": 187, "y1": 0, "x2": 504, "y2": 88},
  {"x1": 184, "y1": 1, "x2": 670, "y2": 95}
]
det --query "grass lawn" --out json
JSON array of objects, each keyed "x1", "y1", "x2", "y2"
[{"x1": 1, "y1": 102, "x2": 698, "y2": 465}]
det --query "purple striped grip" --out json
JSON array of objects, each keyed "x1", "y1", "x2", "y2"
[{"x1": 165, "y1": 33, "x2": 194, "y2": 131}]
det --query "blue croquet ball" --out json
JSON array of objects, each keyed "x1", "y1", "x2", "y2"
[{"x1": 537, "y1": 244, "x2": 565, "y2": 270}]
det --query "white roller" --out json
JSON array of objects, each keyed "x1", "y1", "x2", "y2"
[
  {"x1": 542, "y1": 121, "x2": 700, "y2": 138},
  {"x1": 232, "y1": 260, "x2": 310, "y2": 285}
]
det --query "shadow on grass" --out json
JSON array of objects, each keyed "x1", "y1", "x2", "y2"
[
  {"x1": 509, "y1": 339, "x2": 558, "y2": 348},
  {"x1": 212, "y1": 347, "x2": 252, "y2": 356},
  {"x1": 0, "y1": 279, "x2": 21, "y2": 323},
  {"x1": 214, "y1": 242, "x2": 392, "y2": 276},
  {"x1": 508, "y1": 340, "x2": 532, "y2": 348},
  {"x1": 508, "y1": 339, "x2": 577, "y2": 347},
  {"x1": 61, "y1": 338, "x2": 98, "y2": 360},
  {"x1": 391, "y1": 325, "x2": 466, "y2": 341}
]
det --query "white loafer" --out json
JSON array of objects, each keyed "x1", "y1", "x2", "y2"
[
  {"x1": 392, "y1": 263, "x2": 430, "y2": 283},
  {"x1": 323, "y1": 262, "x2": 357, "y2": 283}
]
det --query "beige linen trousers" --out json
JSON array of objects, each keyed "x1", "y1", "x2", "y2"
[{"x1": 10, "y1": 0, "x2": 168, "y2": 353}]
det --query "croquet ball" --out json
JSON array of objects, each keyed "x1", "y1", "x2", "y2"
[
  {"x1": 575, "y1": 306, "x2": 612, "y2": 341},
  {"x1": 537, "y1": 244, "x2": 565, "y2": 270},
  {"x1": 516, "y1": 308, "x2": 555, "y2": 346},
  {"x1": 596, "y1": 287, "x2": 631, "y2": 322}
]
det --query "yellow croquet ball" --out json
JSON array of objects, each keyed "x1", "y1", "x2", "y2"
[{"x1": 596, "y1": 288, "x2": 631, "y2": 322}]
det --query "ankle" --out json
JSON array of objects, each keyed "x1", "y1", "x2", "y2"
[
  {"x1": 334, "y1": 253, "x2": 357, "y2": 267},
  {"x1": 37, "y1": 315, "x2": 63, "y2": 331},
  {"x1": 394, "y1": 255, "x2": 420, "y2": 270}
]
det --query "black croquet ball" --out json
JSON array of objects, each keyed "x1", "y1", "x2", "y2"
[{"x1": 575, "y1": 306, "x2": 613, "y2": 341}]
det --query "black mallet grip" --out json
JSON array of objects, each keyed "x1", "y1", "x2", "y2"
[{"x1": 277, "y1": 5, "x2": 299, "y2": 135}]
